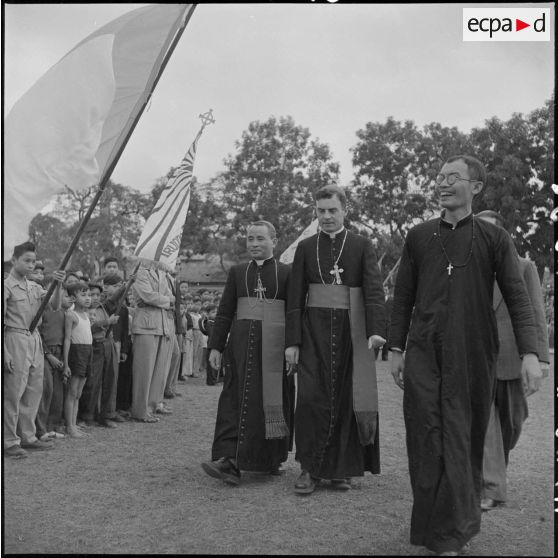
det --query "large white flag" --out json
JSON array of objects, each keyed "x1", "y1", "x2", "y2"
[
  {"x1": 279, "y1": 218, "x2": 319, "y2": 264},
  {"x1": 4, "y1": 4, "x2": 195, "y2": 254}
]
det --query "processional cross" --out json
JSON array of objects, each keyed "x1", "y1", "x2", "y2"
[{"x1": 330, "y1": 263, "x2": 344, "y2": 285}]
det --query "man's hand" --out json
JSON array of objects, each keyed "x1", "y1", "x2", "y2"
[
  {"x1": 120, "y1": 353, "x2": 127, "y2": 363},
  {"x1": 521, "y1": 353, "x2": 542, "y2": 396},
  {"x1": 540, "y1": 362, "x2": 550, "y2": 379},
  {"x1": 46, "y1": 353, "x2": 64, "y2": 369},
  {"x1": 391, "y1": 351, "x2": 405, "y2": 390},
  {"x1": 52, "y1": 270, "x2": 66, "y2": 282},
  {"x1": 107, "y1": 315, "x2": 120, "y2": 325},
  {"x1": 285, "y1": 346, "x2": 299, "y2": 376},
  {"x1": 209, "y1": 349, "x2": 222, "y2": 371},
  {"x1": 63, "y1": 366, "x2": 71, "y2": 384},
  {"x1": 368, "y1": 335, "x2": 386, "y2": 350},
  {"x1": 4, "y1": 352, "x2": 15, "y2": 373}
]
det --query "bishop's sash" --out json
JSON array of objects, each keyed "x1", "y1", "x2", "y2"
[
  {"x1": 306, "y1": 283, "x2": 378, "y2": 446},
  {"x1": 236, "y1": 297, "x2": 289, "y2": 440}
]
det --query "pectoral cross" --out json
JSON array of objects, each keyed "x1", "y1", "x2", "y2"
[
  {"x1": 330, "y1": 263, "x2": 344, "y2": 285},
  {"x1": 254, "y1": 278, "x2": 266, "y2": 299},
  {"x1": 446, "y1": 263, "x2": 453, "y2": 276}
]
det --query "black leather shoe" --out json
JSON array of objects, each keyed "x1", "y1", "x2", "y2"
[
  {"x1": 294, "y1": 470, "x2": 317, "y2": 494},
  {"x1": 330, "y1": 478, "x2": 351, "y2": 491},
  {"x1": 269, "y1": 464, "x2": 284, "y2": 476},
  {"x1": 201, "y1": 457, "x2": 241, "y2": 486}
]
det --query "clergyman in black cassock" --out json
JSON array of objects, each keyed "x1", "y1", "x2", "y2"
[
  {"x1": 285, "y1": 185, "x2": 385, "y2": 493},
  {"x1": 388, "y1": 156, "x2": 540, "y2": 555},
  {"x1": 202, "y1": 222, "x2": 294, "y2": 485}
]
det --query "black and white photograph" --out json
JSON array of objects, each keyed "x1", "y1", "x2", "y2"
[{"x1": 2, "y1": 3, "x2": 554, "y2": 555}]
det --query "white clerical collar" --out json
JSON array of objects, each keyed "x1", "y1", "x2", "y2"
[
  {"x1": 253, "y1": 256, "x2": 273, "y2": 267},
  {"x1": 322, "y1": 226, "x2": 345, "y2": 239}
]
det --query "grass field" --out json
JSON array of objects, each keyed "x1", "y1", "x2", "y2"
[{"x1": 2, "y1": 356, "x2": 553, "y2": 555}]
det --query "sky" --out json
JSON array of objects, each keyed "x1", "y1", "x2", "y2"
[{"x1": 4, "y1": 3, "x2": 555, "y2": 194}]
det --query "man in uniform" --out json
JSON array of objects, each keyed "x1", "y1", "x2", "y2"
[
  {"x1": 130, "y1": 263, "x2": 174, "y2": 422},
  {"x1": 4, "y1": 242, "x2": 65, "y2": 458},
  {"x1": 388, "y1": 155, "x2": 541, "y2": 556},
  {"x1": 201, "y1": 221, "x2": 294, "y2": 485},
  {"x1": 285, "y1": 184, "x2": 386, "y2": 495}
]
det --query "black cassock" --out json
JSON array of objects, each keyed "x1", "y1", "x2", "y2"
[
  {"x1": 286, "y1": 230, "x2": 385, "y2": 479},
  {"x1": 388, "y1": 214, "x2": 538, "y2": 554},
  {"x1": 208, "y1": 258, "x2": 294, "y2": 472}
]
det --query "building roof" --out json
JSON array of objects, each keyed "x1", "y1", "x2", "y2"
[{"x1": 177, "y1": 254, "x2": 233, "y2": 285}]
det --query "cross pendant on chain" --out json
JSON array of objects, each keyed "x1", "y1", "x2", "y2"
[
  {"x1": 330, "y1": 263, "x2": 344, "y2": 285},
  {"x1": 446, "y1": 263, "x2": 453, "y2": 276},
  {"x1": 254, "y1": 279, "x2": 266, "y2": 299}
]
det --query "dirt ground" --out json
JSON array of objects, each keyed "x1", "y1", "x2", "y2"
[{"x1": 2, "y1": 356, "x2": 554, "y2": 555}]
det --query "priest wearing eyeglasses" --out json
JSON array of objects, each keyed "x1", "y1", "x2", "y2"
[
  {"x1": 285, "y1": 184, "x2": 386, "y2": 495},
  {"x1": 388, "y1": 155, "x2": 541, "y2": 556}
]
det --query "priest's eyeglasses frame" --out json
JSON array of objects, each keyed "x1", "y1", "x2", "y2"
[{"x1": 435, "y1": 173, "x2": 479, "y2": 186}]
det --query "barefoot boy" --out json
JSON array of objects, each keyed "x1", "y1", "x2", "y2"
[{"x1": 63, "y1": 281, "x2": 93, "y2": 438}]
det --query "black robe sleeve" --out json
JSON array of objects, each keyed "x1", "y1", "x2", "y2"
[
  {"x1": 387, "y1": 230, "x2": 418, "y2": 351},
  {"x1": 208, "y1": 266, "x2": 238, "y2": 352},
  {"x1": 361, "y1": 237, "x2": 386, "y2": 338},
  {"x1": 285, "y1": 243, "x2": 307, "y2": 348}
]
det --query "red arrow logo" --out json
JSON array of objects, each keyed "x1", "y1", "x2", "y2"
[{"x1": 516, "y1": 18, "x2": 530, "y2": 31}]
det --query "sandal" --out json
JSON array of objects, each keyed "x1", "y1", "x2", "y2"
[{"x1": 133, "y1": 416, "x2": 159, "y2": 423}]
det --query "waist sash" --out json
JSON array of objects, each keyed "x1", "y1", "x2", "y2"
[
  {"x1": 307, "y1": 284, "x2": 378, "y2": 446},
  {"x1": 236, "y1": 297, "x2": 289, "y2": 440}
]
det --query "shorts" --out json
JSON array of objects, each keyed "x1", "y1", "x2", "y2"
[{"x1": 68, "y1": 344, "x2": 93, "y2": 378}]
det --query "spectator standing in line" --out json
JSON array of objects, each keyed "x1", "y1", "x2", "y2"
[
  {"x1": 36, "y1": 277, "x2": 72, "y2": 440},
  {"x1": 4, "y1": 242, "x2": 65, "y2": 458},
  {"x1": 63, "y1": 281, "x2": 93, "y2": 438}
]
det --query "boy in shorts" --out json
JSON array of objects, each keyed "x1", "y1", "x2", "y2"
[{"x1": 63, "y1": 282, "x2": 93, "y2": 438}]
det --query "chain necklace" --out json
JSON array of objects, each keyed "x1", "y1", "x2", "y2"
[
  {"x1": 245, "y1": 258, "x2": 279, "y2": 307},
  {"x1": 436, "y1": 215, "x2": 475, "y2": 276},
  {"x1": 317, "y1": 229, "x2": 348, "y2": 285}
]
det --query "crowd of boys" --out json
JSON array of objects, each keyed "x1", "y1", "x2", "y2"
[{"x1": 3, "y1": 247, "x2": 223, "y2": 459}]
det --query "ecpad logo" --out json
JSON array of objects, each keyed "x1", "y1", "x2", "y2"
[{"x1": 463, "y1": 8, "x2": 551, "y2": 41}]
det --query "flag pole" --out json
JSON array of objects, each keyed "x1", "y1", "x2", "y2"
[
  {"x1": 105, "y1": 262, "x2": 141, "y2": 338},
  {"x1": 29, "y1": 5, "x2": 196, "y2": 333}
]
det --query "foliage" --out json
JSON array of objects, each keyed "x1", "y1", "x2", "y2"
[
  {"x1": 30, "y1": 180, "x2": 150, "y2": 276},
  {"x1": 350, "y1": 100, "x2": 554, "y2": 278},
  {"x1": 28, "y1": 101, "x2": 553, "y2": 281},
  {"x1": 215, "y1": 115, "x2": 340, "y2": 259},
  {"x1": 471, "y1": 97, "x2": 554, "y2": 273}
]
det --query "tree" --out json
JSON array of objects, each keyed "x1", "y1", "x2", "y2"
[
  {"x1": 31, "y1": 180, "x2": 152, "y2": 277},
  {"x1": 29, "y1": 214, "x2": 71, "y2": 271},
  {"x1": 350, "y1": 117, "x2": 471, "y2": 279},
  {"x1": 471, "y1": 97, "x2": 554, "y2": 274},
  {"x1": 215, "y1": 115, "x2": 340, "y2": 259}
]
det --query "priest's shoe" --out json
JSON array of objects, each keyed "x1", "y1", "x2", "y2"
[
  {"x1": 480, "y1": 498, "x2": 501, "y2": 511},
  {"x1": 269, "y1": 464, "x2": 285, "y2": 476},
  {"x1": 201, "y1": 457, "x2": 241, "y2": 486},
  {"x1": 294, "y1": 470, "x2": 317, "y2": 495},
  {"x1": 330, "y1": 478, "x2": 351, "y2": 491}
]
